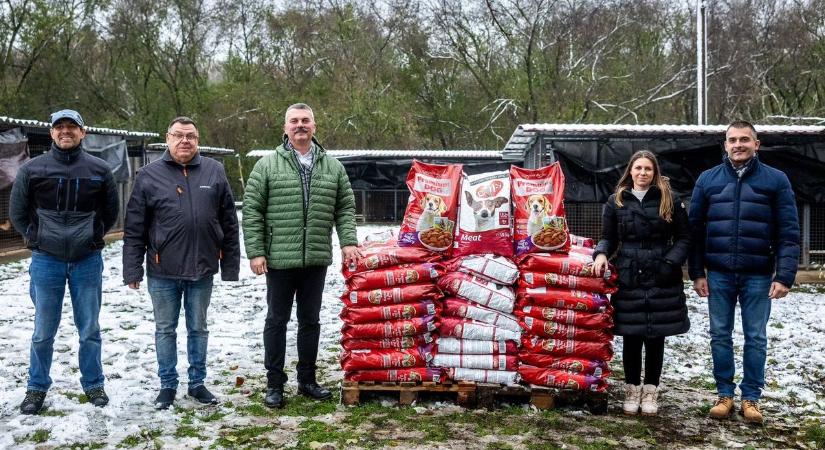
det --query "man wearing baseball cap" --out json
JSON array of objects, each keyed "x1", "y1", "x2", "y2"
[{"x1": 9, "y1": 109, "x2": 119, "y2": 414}]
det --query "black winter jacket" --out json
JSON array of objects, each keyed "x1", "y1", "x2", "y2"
[
  {"x1": 122, "y1": 151, "x2": 240, "y2": 284},
  {"x1": 593, "y1": 187, "x2": 690, "y2": 337},
  {"x1": 9, "y1": 144, "x2": 119, "y2": 261}
]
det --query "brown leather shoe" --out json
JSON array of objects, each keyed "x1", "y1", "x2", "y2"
[
  {"x1": 709, "y1": 396, "x2": 735, "y2": 419},
  {"x1": 739, "y1": 400, "x2": 764, "y2": 424}
]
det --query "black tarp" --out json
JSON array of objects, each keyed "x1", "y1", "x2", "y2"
[
  {"x1": 549, "y1": 134, "x2": 825, "y2": 203},
  {"x1": 83, "y1": 134, "x2": 131, "y2": 183},
  {"x1": 0, "y1": 128, "x2": 29, "y2": 190}
]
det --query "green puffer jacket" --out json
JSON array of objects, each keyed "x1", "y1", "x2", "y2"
[{"x1": 242, "y1": 138, "x2": 358, "y2": 269}]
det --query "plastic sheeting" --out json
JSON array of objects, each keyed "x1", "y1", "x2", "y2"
[
  {"x1": 83, "y1": 134, "x2": 131, "y2": 183},
  {"x1": 0, "y1": 128, "x2": 29, "y2": 190}
]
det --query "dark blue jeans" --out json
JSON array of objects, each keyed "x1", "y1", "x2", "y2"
[
  {"x1": 147, "y1": 275, "x2": 213, "y2": 390},
  {"x1": 707, "y1": 271, "x2": 773, "y2": 401},
  {"x1": 28, "y1": 250, "x2": 104, "y2": 392}
]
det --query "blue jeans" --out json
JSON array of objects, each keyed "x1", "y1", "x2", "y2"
[
  {"x1": 147, "y1": 275, "x2": 213, "y2": 390},
  {"x1": 28, "y1": 250, "x2": 104, "y2": 392},
  {"x1": 707, "y1": 271, "x2": 772, "y2": 401}
]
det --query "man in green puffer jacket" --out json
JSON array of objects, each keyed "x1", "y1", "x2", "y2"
[{"x1": 242, "y1": 103, "x2": 360, "y2": 409}]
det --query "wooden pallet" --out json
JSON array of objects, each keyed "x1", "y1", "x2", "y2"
[
  {"x1": 341, "y1": 380, "x2": 476, "y2": 407},
  {"x1": 341, "y1": 380, "x2": 606, "y2": 413}
]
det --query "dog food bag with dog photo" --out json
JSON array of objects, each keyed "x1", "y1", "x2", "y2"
[
  {"x1": 345, "y1": 367, "x2": 443, "y2": 383},
  {"x1": 453, "y1": 171, "x2": 513, "y2": 257},
  {"x1": 398, "y1": 160, "x2": 462, "y2": 253},
  {"x1": 510, "y1": 164, "x2": 570, "y2": 256}
]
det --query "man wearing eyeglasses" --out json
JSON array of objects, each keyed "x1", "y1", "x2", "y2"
[
  {"x1": 9, "y1": 109, "x2": 119, "y2": 414},
  {"x1": 122, "y1": 116, "x2": 240, "y2": 410},
  {"x1": 243, "y1": 103, "x2": 359, "y2": 408}
]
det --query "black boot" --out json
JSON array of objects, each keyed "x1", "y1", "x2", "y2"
[
  {"x1": 154, "y1": 388, "x2": 177, "y2": 410},
  {"x1": 187, "y1": 385, "x2": 218, "y2": 405},
  {"x1": 297, "y1": 382, "x2": 332, "y2": 400},
  {"x1": 264, "y1": 386, "x2": 285, "y2": 409},
  {"x1": 85, "y1": 387, "x2": 109, "y2": 407},
  {"x1": 20, "y1": 390, "x2": 47, "y2": 415}
]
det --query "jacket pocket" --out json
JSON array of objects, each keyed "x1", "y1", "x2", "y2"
[{"x1": 36, "y1": 208, "x2": 95, "y2": 261}]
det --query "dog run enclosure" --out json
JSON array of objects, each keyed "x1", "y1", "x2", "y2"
[{"x1": 250, "y1": 123, "x2": 825, "y2": 268}]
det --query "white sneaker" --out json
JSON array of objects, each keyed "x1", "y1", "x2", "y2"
[
  {"x1": 623, "y1": 383, "x2": 641, "y2": 415},
  {"x1": 640, "y1": 384, "x2": 659, "y2": 416}
]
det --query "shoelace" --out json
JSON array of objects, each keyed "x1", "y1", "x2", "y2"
[
  {"x1": 742, "y1": 400, "x2": 761, "y2": 412},
  {"x1": 714, "y1": 397, "x2": 733, "y2": 407},
  {"x1": 24, "y1": 391, "x2": 45, "y2": 402}
]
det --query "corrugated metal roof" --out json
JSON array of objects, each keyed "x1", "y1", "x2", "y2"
[
  {"x1": 246, "y1": 149, "x2": 503, "y2": 159},
  {"x1": 0, "y1": 115, "x2": 159, "y2": 138},
  {"x1": 502, "y1": 123, "x2": 825, "y2": 161},
  {"x1": 146, "y1": 143, "x2": 236, "y2": 155},
  {"x1": 519, "y1": 123, "x2": 825, "y2": 134}
]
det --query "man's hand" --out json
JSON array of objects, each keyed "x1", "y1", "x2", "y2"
[
  {"x1": 769, "y1": 281, "x2": 790, "y2": 299},
  {"x1": 250, "y1": 256, "x2": 268, "y2": 275},
  {"x1": 342, "y1": 245, "x2": 361, "y2": 269},
  {"x1": 693, "y1": 277, "x2": 709, "y2": 297},
  {"x1": 128, "y1": 281, "x2": 140, "y2": 289},
  {"x1": 592, "y1": 254, "x2": 608, "y2": 277}
]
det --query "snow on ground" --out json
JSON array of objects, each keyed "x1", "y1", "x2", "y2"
[{"x1": 0, "y1": 223, "x2": 823, "y2": 448}]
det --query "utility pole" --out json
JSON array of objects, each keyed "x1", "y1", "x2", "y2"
[{"x1": 696, "y1": 0, "x2": 708, "y2": 124}]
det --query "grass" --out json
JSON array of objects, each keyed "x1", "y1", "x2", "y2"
[
  {"x1": 117, "y1": 428, "x2": 162, "y2": 448},
  {"x1": 803, "y1": 420, "x2": 825, "y2": 447},
  {"x1": 295, "y1": 419, "x2": 360, "y2": 449},
  {"x1": 214, "y1": 424, "x2": 275, "y2": 448},
  {"x1": 30, "y1": 429, "x2": 51, "y2": 443},
  {"x1": 55, "y1": 443, "x2": 106, "y2": 449},
  {"x1": 174, "y1": 425, "x2": 204, "y2": 439}
]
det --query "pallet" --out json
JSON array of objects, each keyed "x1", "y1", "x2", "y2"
[
  {"x1": 341, "y1": 380, "x2": 476, "y2": 407},
  {"x1": 341, "y1": 380, "x2": 606, "y2": 414}
]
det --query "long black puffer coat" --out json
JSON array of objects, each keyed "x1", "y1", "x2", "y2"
[{"x1": 593, "y1": 187, "x2": 690, "y2": 337}]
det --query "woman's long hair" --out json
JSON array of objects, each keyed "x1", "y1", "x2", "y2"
[{"x1": 614, "y1": 150, "x2": 674, "y2": 222}]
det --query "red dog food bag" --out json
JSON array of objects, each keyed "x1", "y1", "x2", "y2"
[
  {"x1": 346, "y1": 263, "x2": 445, "y2": 291},
  {"x1": 438, "y1": 272, "x2": 516, "y2": 314},
  {"x1": 453, "y1": 171, "x2": 513, "y2": 257},
  {"x1": 568, "y1": 234, "x2": 595, "y2": 248},
  {"x1": 518, "y1": 366, "x2": 608, "y2": 392},
  {"x1": 517, "y1": 305, "x2": 613, "y2": 330},
  {"x1": 442, "y1": 297, "x2": 521, "y2": 332},
  {"x1": 436, "y1": 337, "x2": 519, "y2": 355},
  {"x1": 521, "y1": 336, "x2": 614, "y2": 361},
  {"x1": 341, "y1": 333, "x2": 435, "y2": 351},
  {"x1": 398, "y1": 160, "x2": 462, "y2": 252},
  {"x1": 343, "y1": 246, "x2": 441, "y2": 279},
  {"x1": 516, "y1": 287, "x2": 610, "y2": 312},
  {"x1": 510, "y1": 164, "x2": 570, "y2": 256},
  {"x1": 518, "y1": 253, "x2": 617, "y2": 283},
  {"x1": 341, "y1": 315, "x2": 437, "y2": 339},
  {"x1": 340, "y1": 301, "x2": 440, "y2": 324},
  {"x1": 342, "y1": 283, "x2": 442, "y2": 308},
  {"x1": 519, "y1": 271, "x2": 617, "y2": 294},
  {"x1": 341, "y1": 345, "x2": 433, "y2": 371},
  {"x1": 447, "y1": 368, "x2": 520, "y2": 384},
  {"x1": 432, "y1": 353, "x2": 519, "y2": 371},
  {"x1": 519, "y1": 317, "x2": 613, "y2": 343},
  {"x1": 446, "y1": 254, "x2": 519, "y2": 285},
  {"x1": 517, "y1": 354, "x2": 609, "y2": 377},
  {"x1": 345, "y1": 367, "x2": 443, "y2": 383}
]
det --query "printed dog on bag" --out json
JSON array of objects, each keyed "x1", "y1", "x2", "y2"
[
  {"x1": 454, "y1": 171, "x2": 513, "y2": 257},
  {"x1": 511, "y1": 164, "x2": 570, "y2": 256},
  {"x1": 398, "y1": 160, "x2": 462, "y2": 252}
]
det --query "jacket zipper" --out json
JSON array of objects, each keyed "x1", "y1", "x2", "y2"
[
  {"x1": 733, "y1": 175, "x2": 742, "y2": 268},
  {"x1": 183, "y1": 164, "x2": 198, "y2": 276}
]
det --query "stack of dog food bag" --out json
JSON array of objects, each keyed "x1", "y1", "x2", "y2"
[
  {"x1": 432, "y1": 170, "x2": 522, "y2": 384},
  {"x1": 339, "y1": 160, "x2": 462, "y2": 383},
  {"x1": 511, "y1": 164, "x2": 616, "y2": 393}
]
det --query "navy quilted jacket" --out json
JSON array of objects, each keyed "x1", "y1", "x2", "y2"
[{"x1": 688, "y1": 154, "x2": 799, "y2": 287}]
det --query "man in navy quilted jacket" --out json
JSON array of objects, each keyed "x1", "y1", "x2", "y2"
[{"x1": 688, "y1": 120, "x2": 800, "y2": 424}]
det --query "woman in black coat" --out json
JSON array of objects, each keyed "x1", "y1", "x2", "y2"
[{"x1": 592, "y1": 150, "x2": 690, "y2": 416}]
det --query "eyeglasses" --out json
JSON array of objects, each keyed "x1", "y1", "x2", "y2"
[{"x1": 168, "y1": 133, "x2": 199, "y2": 142}]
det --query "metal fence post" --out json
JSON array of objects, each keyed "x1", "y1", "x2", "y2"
[{"x1": 802, "y1": 203, "x2": 811, "y2": 267}]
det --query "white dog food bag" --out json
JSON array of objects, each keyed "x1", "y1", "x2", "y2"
[{"x1": 453, "y1": 171, "x2": 513, "y2": 257}]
